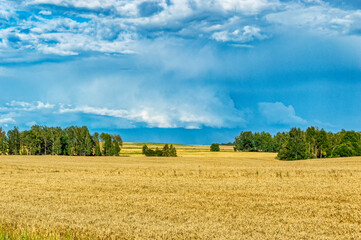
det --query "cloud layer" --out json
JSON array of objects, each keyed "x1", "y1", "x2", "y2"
[
  {"x1": 1, "y1": 0, "x2": 361, "y2": 143},
  {"x1": 1, "y1": 0, "x2": 361, "y2": 60}
]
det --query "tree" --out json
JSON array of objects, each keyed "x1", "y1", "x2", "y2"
[
  {"x1": 52, "y1": 127, "x2": 64, "y2": 155},
  {"x1": 333, "y1": 130, "x2": 361, "y2": 157},
  {"x1": 254, "y1": 132, "x2": 274, "y2": 152},
  {"x1": 100, "y1": 133, "x2": 112, "y2": 156},
  {"x1": 273, "y1": 132, "x2": 289, "y2": 152},
  {"x1": 0, "y1": 125, "x2": 123, "y2": 157},
  {"x1": 278, "y1": 128, "x2": 307, "y2": 160},
  {"x1": 112, "y1": 134, "x2": 122, "y2": 156},
  {"x1": 93, "y1": 132, "x2": 101, "y2": 156},
  {"x1": 162, "y1": 144, "x2": 170, "y2": 156},
  {"x1": 0, "y1": 128, "x2": 7, "y2": 155},
  {"x1": 305, "y1": 126, "x2": 317, "y2": 157},
  {"x1": 169, "y1": 144, "x2": 177, "y2": 157},
  {"x1": 333, "y1": 143, "x2": 355, "y2": 157},
  {"x1": 84, "y1": 129, "x2": 94, "y2": 156},
  {"x1": 210, "y1": 143, "x2": 220, "y2": 152},
  {"x1": 315, "y1": 129, "x2": 329, "y2": 158},
  {"x1": 7, "y1": 127, "x2": 20, "y2": 155},
  {"x1": 142, "y1": 144, "x2": 177, "y2": 157},
  {"x1": 234, "y1": 131, "x2": 254, "y2": 151}
]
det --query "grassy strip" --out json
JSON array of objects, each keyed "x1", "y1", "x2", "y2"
[
  {"x1": 0, "y1": 226, "x2": 86, "y2": 240},
  {"x1": 0, "y1": 226, "x2": 43, "y2": 240}
]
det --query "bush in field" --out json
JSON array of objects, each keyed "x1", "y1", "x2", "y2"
[
  {"x1": 142, "y1": 144, "x2": 177, "y2": 157},
  {"x1": 210, "y1": 143, "x2": 220, "y2": 152}
]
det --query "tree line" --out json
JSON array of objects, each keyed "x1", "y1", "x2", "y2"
[
  {"x1": 234, "y1": 127, "x2": 361, "y2": 160},
  {"x1": 142, "y1": 144, "x2": 177, "y2": 157},
  {"x1": 0, "y1": 125, "x2": 122, "y2": 156}
]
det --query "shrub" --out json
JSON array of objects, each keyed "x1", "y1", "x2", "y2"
[
  {"x1": 142, "y1": 144, "x2": 177, "y2": 157},
  {"x1": 210, "y1": 143, "x2": 220, "y2": 152}
]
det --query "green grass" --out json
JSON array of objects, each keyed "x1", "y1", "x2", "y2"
[{"x1": 0, "y1": 227, "x2": 39, "y2": 240}]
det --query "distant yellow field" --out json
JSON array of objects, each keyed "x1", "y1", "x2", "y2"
[{"x1": 1, "y1": 143, "x2": 361, "y2": 239}]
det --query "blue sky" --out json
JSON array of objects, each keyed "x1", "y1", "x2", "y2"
[{"x1": 1, "y1": 0, "x2": 361, "y2": 144}]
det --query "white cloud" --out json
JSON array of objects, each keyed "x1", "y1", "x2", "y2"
[
  {"x1": 39, "y1": 10, "x2": 52, "y2": 15},
  {"x1": 58, "y1": 102, "x2": 245, "y2": 129},
  {"x1": 2, "y1": 0, "x2": 359, "y2": 58},
  {"x1": 212, "y1": 26, "x2": 266, "y2": 42},
  {"x1": 5, "y1": 101, "x2": 54, "y2": 111},
  {"x1": 265, "y1": 3, "x2": 361, "y2": 35},
  {"x1": 59, "y1": 105, "x2": 128, "y2": 118},
  {"x1": 25, "y1": 0, "x2": 118, "y2": 9},
  {"x1": 0, "y1": 0, "x2": 283, "y2": 57},
  {"x1": 0, "y1": 117, "x2": 15, "y2": 124},
  {"x1": 258, "y1": 102, "x2": 307, "y2": 125}
]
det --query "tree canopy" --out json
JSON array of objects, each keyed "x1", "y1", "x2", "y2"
[
  {"x1": 234, "y1": 127, "x2": 361, "y2": 160},
  {"x1": 210, "y1": 143, "x2": 220, "y2": 152},
  {"x1": 0, "y1": 125, "x2": 122, "y2": 156},
  {"x1": 142, "y1": 144, "x2": 177, "y2": 157}
]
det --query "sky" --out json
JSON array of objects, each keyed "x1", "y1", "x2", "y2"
[{"x1": 0, "y1": 0, "x2": 361, "y2": 144}]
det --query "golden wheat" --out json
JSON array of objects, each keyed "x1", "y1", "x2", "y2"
[{"x1": 0, "y1": 143, "x2": 360, "y2": 239}]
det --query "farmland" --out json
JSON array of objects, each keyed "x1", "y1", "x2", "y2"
[{"x1": 0, "y1": 143, "x2": 361, "y2": 239}]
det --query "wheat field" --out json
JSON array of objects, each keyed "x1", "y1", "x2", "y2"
[{"x1": 1, "y1": 143, "x2": 361, "y2": 239}]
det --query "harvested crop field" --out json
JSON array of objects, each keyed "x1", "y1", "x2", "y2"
[{"x1": 1, "y1": 143, "x2": 361, "y2": 239}]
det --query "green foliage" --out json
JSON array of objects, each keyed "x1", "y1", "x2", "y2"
[
  {"x1": 142, "y1": 144, "x2": 177, "y2": 157},
  {"x1": 112, "y1": 134, "x2": 122, "y2": 156},
  {"x1": 0, "y1": 127, "x2": 8, "y2": 155},
  {"x1": 100, "y1": 133, "x2": 112, "y2": 156},
  {"x1": 7, "y1": 127, "x2": 20, "y2": 155},
  {"x1": 210, "y1": 143, "x2": 220, "y2": 152},
  {"x1": 234, "y1": 131, "x2": 278, "y2": 153},
  {"x1": 273, "y1": 132, "x2": 289, "y2": 152},
  {"x1": 234, "y1": 131, "x2": 254, "y2": 152},
  {"x1": 235, "y1": 127, "x2": 361, "y2": 160},
  {"x1": 332, "y1": 143, "x2": 356, "y2": 157},
  {"x1": 0, "y1": 125, "x2": 122, "y2": 156},
  {"x1": 92, "y1": 132, "x2": 101, "y2": 156},
  {"x1": 278, "y1": 128, "x2": 307, "y2": 160}
]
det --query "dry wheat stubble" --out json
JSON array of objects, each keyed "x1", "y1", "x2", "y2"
[{"x1": 0, "y1": 150, "x2": 361, "y2": 239}]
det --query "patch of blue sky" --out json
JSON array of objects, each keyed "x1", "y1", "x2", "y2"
[{"x1": 0, "y1": 0, "x2": 361, "y2": 143}]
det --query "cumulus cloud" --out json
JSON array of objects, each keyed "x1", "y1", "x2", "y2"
[
  {"x1": 39, "y1": 10, "x2": 52, "y2": 15},
  {"x1": 0, "y1": 0, "x2": 360, "y2": 60},
  {"x1": 258, "y1": 102, "x2": 307, "y2": 125},
  {"x1": 0, "y1": 0, "x2": 278, "y2": 59},
  {"x1": 1, "y1": 0, "x2": 360, "y2": 137}
]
